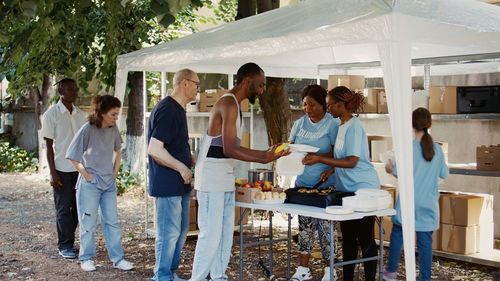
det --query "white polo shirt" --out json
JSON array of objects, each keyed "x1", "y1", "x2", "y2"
[{"x1": 41, "y1": 100, "x2": 87, "y2": 172}]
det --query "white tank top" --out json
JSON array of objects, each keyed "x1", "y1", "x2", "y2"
[{"x1": 194, "y1": 93, "x2": 243, "y2": 192}]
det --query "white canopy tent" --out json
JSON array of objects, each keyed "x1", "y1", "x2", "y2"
[{"x1": 115, "y1": 0, "x2": 500, "y2": 279}]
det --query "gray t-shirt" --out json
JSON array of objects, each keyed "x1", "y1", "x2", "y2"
[{"x1": 66, "y1": 122, "x2": 122, "y2": 190}]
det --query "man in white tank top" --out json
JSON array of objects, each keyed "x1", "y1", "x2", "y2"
[{"x1": 189, "y1": 63, "x2": 288, "y2": 281}]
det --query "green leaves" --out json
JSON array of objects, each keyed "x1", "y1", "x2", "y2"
[
  {"x1": 20, "y1": 0, "x2": 38, "y2": 18},
  {"x1": 0, "y1": 0, "x2": 236, "y2": 100},
  {"x1": 0, "y1": 140, "x2": 39, "y2": 173}
]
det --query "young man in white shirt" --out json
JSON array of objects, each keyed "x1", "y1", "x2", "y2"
[{"x1": 41, "y1": 78, "x2": 87, "y2": 259}]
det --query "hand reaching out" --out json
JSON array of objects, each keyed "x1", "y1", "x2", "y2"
[{"x1": 302, "y1": 153, "x2": 320, "y2": 165}]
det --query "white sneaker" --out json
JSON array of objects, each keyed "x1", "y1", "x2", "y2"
[
  {"x1": 173, "y1": 273, "x2": 187, "y2": 281},
  {"x1": 114, "y1": 259, "x2": 134, "y2": 271},
  {"x1": 81, "y1": 260, "x2": 96, "y2": 272},
  {"x1": 321, "y1": 266, "x2": 338, "y2": 281},
  {"x1": 291, "y1": 266, "x2": 312, "y2": 281}
]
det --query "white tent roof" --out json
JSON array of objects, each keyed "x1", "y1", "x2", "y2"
[
  {"x1": 117, "y1": 0, "x2": 500, "y2": 78},
  {"x1": 115, "y1": 1, "x2": 500, "y2": 280}
]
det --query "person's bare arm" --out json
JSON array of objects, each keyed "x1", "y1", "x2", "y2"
[
  {"x1": 303, "y1": 154, "x2": 359, "y2": 168},
  {"x1": 148, "y1": 137, "x2": 192, "y2": 184},
  {"x1": 218, "y1": 97, "x2": 284, "y2": 164},
  {"x1": 69, "y1": 159, "x2": 93, "y2": 182},
  {"x1": 45, "y1": 138, "x2": 62, "y2": 189},
  {"x1": 114, "y1": 149, "x2": 121, "y2": 177}
]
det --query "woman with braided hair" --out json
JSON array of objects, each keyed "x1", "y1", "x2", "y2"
[{"x1": 303, "y1": 86, "x2": 380, "y2": 281}]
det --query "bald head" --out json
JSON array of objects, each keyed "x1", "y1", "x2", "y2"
[{"x1": 173, "y1": 69, "x2": 197, "y2": 86}]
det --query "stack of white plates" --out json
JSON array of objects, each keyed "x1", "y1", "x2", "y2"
[{"x1": 355, "y1": 188, "x2": 392, "y2": 210}]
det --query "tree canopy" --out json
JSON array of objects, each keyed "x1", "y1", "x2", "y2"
[{"x1": 0, "y1": 0, "x2": 236, "y2": 97}]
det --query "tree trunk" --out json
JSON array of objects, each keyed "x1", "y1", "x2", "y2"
[
  {"x1": 258, "y1": 77, "x2": 292, "y2": 145},
  {"x1": 237, "y1": 0, "x2": 291, "y2": 146},
  {"x1": 37, "y1": 74, "x2": 56, "y2": 175},
  {"x1": 236, "y1": 0, "x2": 256, "y2": 19},
  {"x1": 122, "y1": 71, "x2": 145, "y2": 175}
]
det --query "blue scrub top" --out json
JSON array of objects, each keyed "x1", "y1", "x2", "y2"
[
  {"x1": 289, "y1": 113, "x2": 340, "y2": 188},
  {"x1": 333, "y1": 116, "x2": 380, "y2": 192},
  {"x1": 391, "y1": 141, "x2": 449, "y2": 231}
]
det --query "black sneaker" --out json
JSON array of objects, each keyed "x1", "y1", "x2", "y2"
[{"x1": 59, "y1": 249, "x2": 77, "y2": 259}]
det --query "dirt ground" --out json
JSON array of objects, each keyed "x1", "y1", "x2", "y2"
[{"x1": 0, "y1": 173, "x2": 498, "y2": 281}]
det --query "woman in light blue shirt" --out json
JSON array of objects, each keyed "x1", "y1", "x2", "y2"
[
  {"x1": 303, "y1": 86, "x2": 380, "y2": 281},
  {"x1": 289, "y1": 85, "x2": 340, "y2": 281},
  {"x1": 382, "y1": 108, "x2": 449, "y2": 281}
]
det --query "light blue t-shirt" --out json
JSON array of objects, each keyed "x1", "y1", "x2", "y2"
[
  {"x1": 289, "y1": 113, "x2": 340, "y2": 188},
  {"x1": 391, "y1": 141, "x2": 449, "y2": 231},
  {"x1": 333, "y1": 117, "x2": 380, "y2": 192}
]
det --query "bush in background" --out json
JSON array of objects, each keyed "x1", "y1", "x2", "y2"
[
  {"x1": 0, "y1": 141, "x2": 38, "y2": 173},
  {"x1": 116, "y1": 164, "x2": 142, "y2": 195}
]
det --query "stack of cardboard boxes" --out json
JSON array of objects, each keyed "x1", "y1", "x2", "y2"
[{"x1": 436, "y1": 192, "x2": 493, "y2": 255}]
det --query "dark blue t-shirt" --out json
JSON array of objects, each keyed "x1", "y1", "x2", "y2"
[{"x1": 148, "y1": 97, "x2": 192, "y2": 197}]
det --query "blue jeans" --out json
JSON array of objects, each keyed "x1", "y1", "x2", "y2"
[
  {"x1": 76, "y1": 179, "x2": 124, "y2": 264},
  {"x1": 189, "y1": 191, "x2": 235, "y2": 281},
  {"x1": 152, "y1": 194, "x2": 191, "y2": 281},
  {"x1": 387, "y1": 224, "x2": 433, "y2": 281}
]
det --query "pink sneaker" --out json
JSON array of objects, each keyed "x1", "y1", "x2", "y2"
[{"x1": 382, "y1": 271, "x2": 397, "y2": 281}]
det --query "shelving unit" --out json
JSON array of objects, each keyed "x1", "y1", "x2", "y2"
[
  {"x1": 186, "y1": 111, "x2": 252, "y2": 118},
  {"x1": 357, "y1": 113, "x2": 500, "y2": 120},
  {"x1": 449, "y1": 167, "x2": 500, "y2": 177}
]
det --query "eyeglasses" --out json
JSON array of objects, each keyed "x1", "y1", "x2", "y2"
[{"x1": 185, "y1": 78, "x2": 201, "y2": 90}]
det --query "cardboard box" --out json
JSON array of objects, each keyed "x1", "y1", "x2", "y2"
[
  {"x1": 429, "y1": 86, "x2": 457, "y2": 114},
  {"x1": 200, "y1": 90, "x2": 224, "y2": 104},
  {"x1": 381, "y1": 185, "x2": 397, "y2": 209},
  {"x1": 476, "y1": 145, "x2": 500, "y2": 171},
  {"x1": 189, "y1": 199, "x2": 198, "y2": 231},
  {"x1": 377, "y1": 90, "x2": 388, "y2": 113},
  {"x1": 433, "y1": 224, "x2": 442, "y2": 250},
  {"x1": 374, "y1": 216, "x2": 393, "y2": 242},
  {"x1": 199, "y1": 102, "x2": 215, "y2": 112},
  {"x1": 240, "y1": 132, "x2": 251, "y2": 149},
  {"x1": 360, "y1": 89, "x2": 379, "y2": 113},
  {"x1": 368, "y1": 135, "x2": 392, "y2": 162},
  {"x1": 234, "y1": 206, "x2": 249, "y2": 225},
  {"x1": 327, "y1": 75, "x2": 365, "y2": 92},
  {"x1": 441, "y1": 223, "x2": 480, "y2": 254},
  {"x1": 439, "y1": 193, "x2": 484, "y2": 226},
  {"x1": 235, "y1": 186, "x2": 259, "y2": 203}
]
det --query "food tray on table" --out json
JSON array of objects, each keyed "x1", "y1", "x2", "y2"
[
  {"x1": 285, "y1": 187, "x2": 355, "y2": 208},
  {"x1": 253, "y1": 198, "x2": 286, "y2": 205}
]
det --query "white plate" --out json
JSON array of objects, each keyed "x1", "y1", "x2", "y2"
[
  {"x1": 253, "y1": 198, "x2": 286, "y2": 205},
  {"x1": 288, "y1": 144, "x2": 320, "y2": 153},
  {"x1": 325, "y1": 206, "x2": 354, "y2": 215}
]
